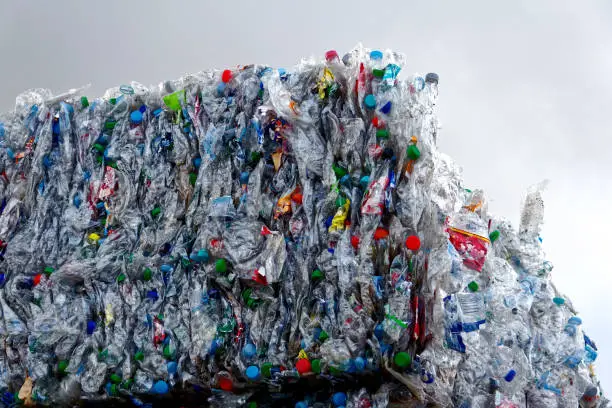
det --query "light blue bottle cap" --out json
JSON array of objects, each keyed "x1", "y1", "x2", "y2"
[
  {"x1": 568, "y1": 316, "x2": 582, "y2": 325},
  {"x1": 246, "y1": 365, "x2": 260, "y2": 380},
  {"x1": 152, "y1": 380, "x2": 169, "y2": 394},
  {"x1": 295, "y1": 402, "x2": 308, "y2": 408},
  {"x1": 193, "y1": 157, "x2": 202, "y2": 168},
  {"x1": 160, "y1": 264, "x2": 173, "y2": 273},
  {"x1": 370, "y1": 50, "x2": 383, "y2": 60},
  {"x1": 364, "y1": 94, "x2": 376, "y2": 109},
  {"x1": 332, "y1": 392, "x2": 347, "y2": 406},
  {"x1": 130, "y1": 110, "x2": 143, "y2": 124},
  {"x1": 243, "y1": 343, "x2": 256, "y2": 358}
]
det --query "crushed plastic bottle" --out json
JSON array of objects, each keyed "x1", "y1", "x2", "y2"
[{"x1": 0, "y1": 45, "x2": 606, "y2": 407}]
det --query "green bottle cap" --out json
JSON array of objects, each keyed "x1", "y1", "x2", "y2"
[
  {"x1": 163, "y1": 345, "x2": 172, "y2": 359},
  {"x1": 151, "y1": 206, "x2": 161, "y2": 218},
  {"x1": 406, "y1": 144, "x2": 421, "y2": 160},
  {"x1": 58, "y1": 360, "x2": 69, "y2": 374},
  {"x1": 329, "y1": 365, "x2": 340, "y2": 375},
  {"x1": 109, "y1": 98, "x2": 117, "y2": 105},
  {"x1": 110, "y1": 374, "x2": 122, "y2": 384},
  {"x1": 109, "y1": 384, "x2": 117, "y2": 395},
  {"x1": 311, "y1": 269, "x2": 324, "y2": 281},
  {"x1": 143, "y1": 267, "x2": 152, "y2": 281},
  {"x1": 189, "y1": 172, "x2": 197, "y2": 186},
  {"x1": 81, "y1": 96, "x2": 89, "y2": 108},
  {"x1": 376, "y1": 129, "x2": 390, "y2": 139},
  {"x1": 43, "y1": 266, "x2": 55, "y2": 276},
  {"x1": 93, "y1": 143, "x2": 106, "y2": 153},
  {"x1": 394, "y1": 351, "x2": 412, "y2": 368},
  {"x1": 332, "y1": 163, "x2": 347, "y2": 179},
  {"x1": 468, "y1": 281, "x2": 479, "y2": 292},
  {"x1": 489, "y1": 230, "x2": 500, "y2": 242},
  {"x1": 335, "y1": 196, "x2": 347, "y2": 207},
  {"x1": 215, "y1": 259, "x2": 228, "y2": 274},
  {"x1": 372, "y1": 68, "x2": 385, "y2": 78},
  {"x1": 261, "y1": 362, "x2": 273, "y2": 378},
  {"x1": 134, "y1": 351, "x2": 144, "y2": 361},
  {"x1": 311, "y1": 359, "x2": 321, "y2": 374},
  {"x1": 247, "y1": 403, "x2": 257, "y2": 408},
  {"x1": 117, "y1": 273, "x2": 126, "y2": 283},
  {"x1": 104, "y1": 120, "x2": 116, "y2": 130},
  {"x1": 318, "y1": 330, "x2": 329, "y2": 342}
]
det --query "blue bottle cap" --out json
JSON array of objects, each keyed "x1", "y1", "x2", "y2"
[
  {"x1": 364, "y1": 94, "x2": 376, "y2": 109},
  {"x1": 245, "y1": 365, "x2": 260, "y2": 380},
  {"x1": 240, "y1": 172, "x2": 250, "y2": 184},
  {"x1": 425, "y1": 73, "x2": 439, "y2": 84},
  {"x1": 313, "y1": 327, "x2": 322, "y2": 340},
  {"x1": 193, "y1": 157, "x2": 202, "y2": 168},
  {"x1": 354, "y1": 357, "x2": 365, "y2": 371},
  {"x1": 153, "y1": 108, "x2": 163, "y2": 117},
  {"x1": 370, "y1": 50, "x2": 383, "y2": 60},
  {"x1": 217, "y1": 83, "x2": 226, "y2": 94},
  {"x1": 139, "y1": 105, "x2": 147, "y2": 113},
  {"x1": 504, "y1": 369, "x2": 516, "y2": 382},
  {"x1": 380, "y1": 101, "x2": 392, "y2": 115},
  {"x1": 568, "y1": 316, "x2": 582, "y2": 325},
  {"x1": 73, "y1": 195, "x2": 82, "y2": 208},
  {"x1": 52, "y1": 121, "x2": 61, "y2": 135},
  {"x1": 0, "y1": 273, "x2": 5, "y2": 286},
  {"x1": 295, "y1": 402, "x2": 308, "y2": 408},
  {"x1": 190, "y1": 249, "x2": 209, "y2": 263},
  {"x1": 278, "y1": 68, "x2": 287, "y2": 77},
  {"x1": 324, "y1": 215, "x2": 334, "y2": 229},
  {"x1": 130, "y1": 110, "x2": 143, "y2": 124},
  {"x1": 160, "y1": 264, "x2": 173, "y2": 273},
  {"x1": 152, "y1": 380, "x2": 169, "y2": 394},
  {"x1": 167, "y1": 361, "x2": 177, "y2": 374},
  {"x1": 360, "y1": 176, "x2": 370, "y2": 189},
  {"x1": 374, "y1": 323, "x2": 384, "y2": 340},
  {"x1": 553, "y1": 297, "x2": 565, "y2": 306},
  {"x1": 87, "y1": 320, "x2": 96, "y2": 335},
  {"x1": 146, "y1": 290, "x2": 158, "y2": 301},
  {"x1": 243, "y1": 343, "x2": 256, "y2": 358},
  {"x1": 42, "y1": 155, "x2": 53, "y2": 168},
  {"x1": 332, "y1": 392, "x2": 347, "y2": 407}
]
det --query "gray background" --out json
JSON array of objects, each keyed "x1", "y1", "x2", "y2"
[{"x1": 1, "y1": 0, "x2": 611, "y2": 392}]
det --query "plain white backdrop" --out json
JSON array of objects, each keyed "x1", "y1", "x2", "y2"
[{"x1": 1, "y1": 0, "x2": 611, "y2": 392}]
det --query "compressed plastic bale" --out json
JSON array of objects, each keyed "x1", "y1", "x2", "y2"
[{"x1": 0, "y1": 45, "x2": 606, "y2": 408}]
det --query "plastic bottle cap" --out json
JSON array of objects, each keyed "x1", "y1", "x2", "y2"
[
  {"x1": 370, "y1": 50, "x2": 383, "y2": 60},
  {"x1": 110, "y1": 373, "x2": 122, "y2": 384},
  {"x1": 134, "y1": 351, "x2": 144, "y2": 361},
  {"x1": 33, "y1": 274, "x2": 42, "y2": 286},
  {"x1": 489, "y1": 230, "x2": 500, "y2": 242},
  {"x1": 295, "y1": 358, "x2": 311, "y2": 375},
  {"x1": 143, "y1": 268, "x2": 152, "y2": 281},
  {"x1": 152, "y1": 380, "x2": 169, "y2": 394},
  {"x1": 151, "y1": 206, "x2": 162, "y2": 218},
  {"x1": 311, "y1": 359, "x2": 321, "y2": 374},
  {"x1": 360, "y1": 176, "x2": 370, "y2": 189},
  {"x1": 311, "y1": 269, "x2": 324, "y2": 281},
  {"x1": 318, "y1": 330, "x2": 329, "y2": 342},
  {"x1": 160, "y1": 264, "x2": 173, "y2": 273},
  {"x1": 335, "y1": 196, "x2": 347, "y2": 207},
  {"x1": 364, "y1": 94, "x2": 376, "y2": 109},
  {"x1": 568, "y1": 316, "x2": 582, "y2": 325},
  {"x1": 296, "y1": 402, "x2": 308, "y2": 408},
  {"x1": 193, "y1": 157, "x2": 202, "y2": 168},
  {"x1": 240, "y1": 172, "x2": 250, "y2": 185},
  {"x1": 167, "y1": 361, "x2": 177, "y2": 374},
  {"x1": 81, "y1": 96, "x2": 89, "y2": 108},
  {"x1": 87, "y1": 320, "x2": 96, "y2": 335},
  {"x1": 332, "y1": 163, "x2": 347, "y2": 179},
  {"x1": 354, "y1": 357, "x2": 365, "y2": 371},
  {"x1": 291, "y1": 191, "x2": 303, "y2": 204},
  {"x1": 117, "y1": 273, "x2": 126, "y2": 283},
  {"x1": 246, "y1": 365, "x2": 260, "y2": 380},
  {"x1": 261, "y1": 362, "x2": 272, "y2": 378},
  {"x1": 325, "y1": 50, "x2": 339, "y2": 62},
  {"x1": 333, "y1": 392, "x2": 347, "y2": 407},
  {"x1": 425, "y1": 73, "x2": 439, "y2": 84},
  {"x1": 553, "y1": 297, "x2": 565, "y2": 306},
  {"x1": 372, "y1": 68, "x2": 385, "y2": 79},
  {"x1": 243, "y1": 343, "x2": 256, "y2": 358},
  {"x1": 146, "y1": 289, "x2": 158, "y2": 300},
  {"x1": 351, "y1": 236, "x2": 360, "y2": 249},
  {"x1": 394, "y1": 351, "x2": 412, "y2": 368},
  {"x1": 58, "y1": 360, "x2": 69, "y2": 374},
  {"x1": 130, "y1": 110, "x2": 143, "y2": 124},
  {"x1": 374, "y1": 228, "x2": 389, "y2": 240},
  {"x1": 215, "y1": 259, "x2": 228, "y2": 274},
  {"x1": 380, "y1": 101, "x2": 392, "y2": 115},
  {"x1": 468, "y1": 281, "x2": 479, "y2": 292},
  {"x1": 218, "y1": 377, "x2": 233, "y2": 391},
  {"x1": 405, "y1": 235, "x2": 421, "y2": 251},
  {"x1": 503, "y1": 369, "x2": 516, "y2": 382},
  {"x1": 247, "y1": 403, "x2": 257, "y2": 408},
  {"x1": 376, "y1": 129, "x2": 390, "y2": 139},
  {"x1": 221, "y1": 70, "x2": 232, "y2": 83},
  {"x1": 406, "y1": 144, "x2": 421, "y2": 160}
]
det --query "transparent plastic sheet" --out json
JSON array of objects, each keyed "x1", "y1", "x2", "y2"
[{"x1": 0, "y1": 45, "x2": 606, "y2": 407}]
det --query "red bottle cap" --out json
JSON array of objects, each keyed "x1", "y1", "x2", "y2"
[
  {"x1": 291, "y1": 192, "x2": 303, "y2": 205},
  {"x1": 405, "y1": 235, "x2": 421, "y2": 251},
  {"x1": 373, "y1": 228, "x2": 389, "y2": 240},
  {"x1": 372, "y1": 117, "x2": 383, "y2": 128},
  {"x1": 33, "y1": 274, "x2": 42, "y2": 286},
  {"x1": 351, "y1": 236, "x2": 360, "y2": 249},
  {"x1": 295, "y1": 359, "x2": 311, "y2": 375},
  {"x1": 218, "y1": 377, "x2": 233, "y2": 391},
  {"x1": 325, "y1": 50, "x2": 339, "y2": 62},
  {"x1": 221, "y1": 70, "x2": 232, "y2": 83}
]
